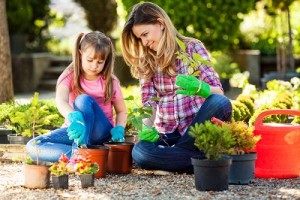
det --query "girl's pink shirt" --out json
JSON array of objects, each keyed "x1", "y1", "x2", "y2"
[{"x1": 60, "y1": 72, "x2": 123, "y2": 126}]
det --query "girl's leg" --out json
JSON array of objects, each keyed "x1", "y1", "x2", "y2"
[
  {"x1": 73, "y1": 94, "x2": 113, "y2": 145},
  {"x1": 175, "y1": 94, "x2": 232, "y2": 150},
  {"x1": 26, "y1": 127, "x2": 73, "y2": 162}
]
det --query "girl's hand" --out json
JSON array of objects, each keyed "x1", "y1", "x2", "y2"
[
  {"x1": 110, "y1": 125, "x2": 125, "y2": 142},
  {"x1": 67, "y1": 111, "x2": 86, "y2": 145}
]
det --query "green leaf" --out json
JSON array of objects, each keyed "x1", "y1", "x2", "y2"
[{"x1": 176, "y1": 38, "x2": 186, "y2": 51}]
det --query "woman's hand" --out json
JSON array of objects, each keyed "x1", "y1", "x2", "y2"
[
  {"x1": 138, "y1": 126, "x2": 159, "y2": 142},
  {"x1": 175, "y1": 74, "x2": 211, "y2": 98}
]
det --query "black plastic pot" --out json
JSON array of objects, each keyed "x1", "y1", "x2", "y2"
[
  {"x1": 7, "y1": 134, "x2": 31, "y2": 144},
  {"x1": 80, "y1": 174, "x2": 95, "y2": 188},
  {"x1": 52, "y1": 174, "x2": 69, "y2": 189},
  {"x1": 191, "y1": 155, "x2": 232, "y2": 191},
  {"x1": 0, "y1": 128, "x2": 12, "y2": 144},
  {"x1": 229, "y1": 152, "x2": 257, "y2": 185}
]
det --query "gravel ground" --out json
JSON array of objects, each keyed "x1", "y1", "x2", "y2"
[{"x1": 1, "y1": 162, "x2": 300, "y2": 200}]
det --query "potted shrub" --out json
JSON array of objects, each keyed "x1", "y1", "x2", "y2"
[
  {"x1": 78, "y1": 145, "x2": 109, "y2": 178},
  {"x1": 49, "y1": 153, "x2": 70, "y2": 189},
  {"x1": 124, "y1": 94, "x2": 154, "y2": 143},
  {"x1": 189, "y1": 121, "x2": 235, "y2": 191},
  {"x1": 0, "y1": 101, "x2": 15, "y2": 144},
  {"x1": 211, "y1": 117, "x2": 261, "y2": 184},
  {"x1": 70, "y1": 153, "x2": 99, "y2": 188},
  {"x1": 4, "y1": 92, "x2": 63, "y2": 144},
  {"x1": 24, "y1": 140, "x2": 51, "y2": 189}
]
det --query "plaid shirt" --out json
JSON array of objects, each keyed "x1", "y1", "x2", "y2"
[{"x1": 140, "y1": 39, "x2": 222, "y2": 135}]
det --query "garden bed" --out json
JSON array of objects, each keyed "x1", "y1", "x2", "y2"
[{"x1": 0, "y1": 162, "x2": 300, "y2": 199}]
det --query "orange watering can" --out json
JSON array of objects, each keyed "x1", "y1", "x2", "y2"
[{"x1": 253, "y1": 109, "x2": 300, "y2": 178}]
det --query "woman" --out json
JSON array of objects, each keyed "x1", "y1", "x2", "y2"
[{"x1": 121, "y1": 2, "x2": 232, "y2": 173}]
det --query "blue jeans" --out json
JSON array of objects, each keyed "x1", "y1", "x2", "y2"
[
  {"x1": 132, "y1": 94, "x2": 232, "y2": 173},
  {"x1": 26, "y1": 94, "x2": 113, "y2": 162}
]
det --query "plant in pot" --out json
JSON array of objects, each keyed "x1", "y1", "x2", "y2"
[
  {"x1": 189, "y1": 121, "x2": 235, "y2": 191},
  {"x1": 49, "y1": 153, "x2": 70, "y2": 189},
  {"x1": 103, "y1": 94, "x2": 157, "y2": 174},
  {"x1": 24, "y1": 140, "x2": 51, "y2": 189},
  {"x1": 0, "y1": 101, "x2": 14, "y2": 144},
  {"x1": 124, "y1": 94, "x2": 154, "y2": 143},
  {"x1": 5, "y1": 92, "x2": 63, "y2": 144},
  {"x1": 78, "y1": 145, "x2": 109, "y2": 178},
  {"x1": 71, "y1": 154, "x2": 99, "y2": 188},
  {"x1": 211, "y1": 117, "x2": 261, "y2": 184}
]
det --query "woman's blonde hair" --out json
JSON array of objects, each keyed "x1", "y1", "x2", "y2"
[
  {"x1": 121, "y1": 2, "x2": 186, "y2": 79},
  {"x1": 58, "y1": 31, "x2": 115, "y2": 103}
]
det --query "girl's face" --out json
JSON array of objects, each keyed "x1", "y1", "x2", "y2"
[
  {"x1": 80, "y1": 46, "x2": 106, "y2": 80},
  {"x1": 132, "y1": 23, "x2": 164, "y2": 52}
]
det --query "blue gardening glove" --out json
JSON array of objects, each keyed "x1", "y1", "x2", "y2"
[
  {"x1": 67, "y1": 111, "x2": 86, "y2": 145},
  {"x1": 138, "y1": 126, "x2": 159, "y2": 142},
  {"x1": 110, "y1": 125, "x2": 125, "y2": 142},
  {"x1": 175, "y1": 74, "x2": 211, "y2": 98}
]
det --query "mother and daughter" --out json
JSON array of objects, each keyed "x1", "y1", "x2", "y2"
[{"x1": 26, "y1": 2, "x2": 232, "y2": 173}]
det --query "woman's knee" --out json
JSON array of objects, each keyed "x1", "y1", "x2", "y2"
[{"x1": 132, "y1": 142, "x2": 153, "y2": 167}]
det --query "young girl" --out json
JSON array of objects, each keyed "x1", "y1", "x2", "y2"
[
  {"x1": 26, "y1": 31, "x2": 127, "y2": 162},
  {"x1": 121, "y1": 2, "x2": 232, "y2": 173}
]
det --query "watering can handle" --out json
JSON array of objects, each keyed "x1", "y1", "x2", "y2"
[{"x1": 254, "y1": 109, "x2": 300, "y2": 128}]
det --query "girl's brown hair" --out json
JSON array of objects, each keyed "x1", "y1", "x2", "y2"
[
  {"x1": 58, "y1": 31, "x2": 115, "y2": 103},
  {"x1": 121, "y1": 2, "x2": 187, "y2": 79}
]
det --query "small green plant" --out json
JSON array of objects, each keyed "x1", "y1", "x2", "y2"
[
  {"x1": 189, "y1": 121, "x2": 235, "y2": 160},
  {"x1": 222, "y1": 121, "x2": 261, "y2": 155},
  {"x1": 4, "y1": 92, "x2": 63, "y2": 137},
  {"x1": 25, "y1": 140, "x2": 41, "y2": 165},
  {"x1": 124, "y1": 95, "x2": 157, "y2": 131},
  {"x1": 175, "y1": 38, "x2": 211, "y2": 76},
  {"x1": 49, "y1": 153, "x2": 70, "y2": 176}
]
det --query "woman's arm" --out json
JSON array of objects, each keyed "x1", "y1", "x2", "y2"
[{"x1": 210, "y1": 86, "x2": 224, "y2": 95}]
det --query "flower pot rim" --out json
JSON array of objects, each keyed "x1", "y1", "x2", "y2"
[
  {"x1": 84, "y1": 145, "x2": 110, "y2": 150},
  {"x1": 103, "y1": 141, "x2": 134, "y2": 146}
]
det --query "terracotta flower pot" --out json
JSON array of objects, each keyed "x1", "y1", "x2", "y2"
[
  {"x1": 24, "y1": 162, "x2": 51, "y2": 189},
  {"x1": 78, "y1": 145, "x2": 109, "y2": 178},
  {"x1": 104, "y1": 142, "x2": 134, "y2": 174}
]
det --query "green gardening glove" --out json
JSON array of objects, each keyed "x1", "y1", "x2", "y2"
[
  {"x1": 138, "y1": 126, "x2": 159, "y2": 142},
  {"x1": 175, "y1": 74, "x2": 211, "y2": 98}
]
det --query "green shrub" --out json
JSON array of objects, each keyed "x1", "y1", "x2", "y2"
[{"x1": 189, "y1": 121, "x2": 235, "y2": 160}]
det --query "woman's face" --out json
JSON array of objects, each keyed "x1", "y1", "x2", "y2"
[
  {"x1": 132, "y1": 23, "x2": 164, "y2": 52},
  {"x1": 80, "y1": 46, "x2": 106, "y2": 80}
]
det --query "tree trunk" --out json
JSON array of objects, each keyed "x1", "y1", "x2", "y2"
[{"x1": 0, "y1": 0, "x2": 14, "y2": 103}]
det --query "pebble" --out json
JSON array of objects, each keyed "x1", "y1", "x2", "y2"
[{"x1": 1, "y1": 163, "x2": 300, "y2": 199}]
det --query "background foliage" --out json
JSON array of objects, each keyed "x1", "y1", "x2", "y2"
[
  {"x1": 74, "y1": 0, "x2": 118, "y2": 37},
  {"x1": 122, "y1": 0, "x2": 257, "y2": 51}
]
